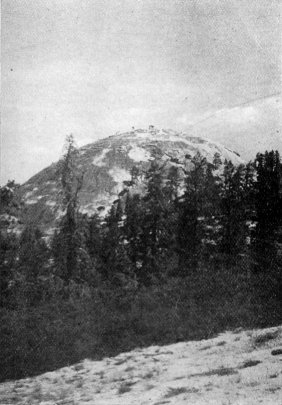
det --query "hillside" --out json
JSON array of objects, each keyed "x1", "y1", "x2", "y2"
[
  {"x1": 17, "y1": 128, "x2": 243, "y2": 233},
  {"x1": 1, "y1": 325, "x2": 281, "y2": 405}
]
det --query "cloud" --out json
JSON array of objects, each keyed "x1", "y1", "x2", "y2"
[
  {"x1": 187, "y1": 94, "x2": 282, "y2": 160},
  {"x1": 216, "y1": 105, "x2": 259, "y2": 124}
]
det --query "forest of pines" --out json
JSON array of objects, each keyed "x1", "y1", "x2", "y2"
[{"x1": 0, "y1": 137, "x2": 281, "y2": 381}]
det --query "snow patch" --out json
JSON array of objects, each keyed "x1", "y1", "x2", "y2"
[
  {"x1": 24, "y1": 190, "x2": 35, "y2": 199},
  {"x1": 55, "y1": 209, "x2": 65, "y2": 219},
  {"x1": 128, "y1": 146, "x2": 151, "y2": 162},
  {"x1": 25, "y1": 195, "x2": 47, "y2": 205},
  {"x1": 92, "y1": 148, "x2": 110, "y2": 167},
  {"x1": 109, "y1": 168, "x2": 131, "y2": 184},
  {"x1": 45, "y1": 201, "x2": 56, "y2": 207},
  {"x1": 1, "y1": 325, "x2": 281, "y2": 405},
  {"x1": 25, "y1": 199, "x2": 39, "y2": 205},
  {"x1": 80, "y1": 204, "x2": 97, "y2": 216}
]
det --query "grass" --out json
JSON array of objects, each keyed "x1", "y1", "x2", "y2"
[
  {"x1": 164, "y1": 386, "x2": 200, "y2": 399},
  {"x1": 75, "y1": 380, "x2": 84, "y2": 388},
  {"x1": 240, "y1": 359, "x2": 261, "y2": 369},
  {"x1": 164, "y1": 387, "x2": 189, "y2": 398},
  {"x1": 143, "y1": 370, "x2": 155, "y2": 379},
  {"x1": 73, "y1": 363, "x2": 84, "y2": 371},
  {"x1": 252, "y1": 330, "x2": 279, "y2": 346},
  {"x1": 199, "y1": 345, "x2": 212, "y2": 351},
  {"x1": 114, "y1": 358, "x2": 128, "y2": 366},
  {"x1": 269, "y1": 373, "x2": 278, "y2": 379},
  {"x1": 216, "y1": 341, "x2": 226, "y2": 346},
  {"x1": 1, "y1": 269, "x2": 281, "y2": 382},
  {"x1": 125, "y1": 366, "x2": 135, "y2": 372},
  {"x1": 265, "y1": 387, "x2": 281, "y2": 393},
  {"x1": 271, "y1": 349, "x2": 282, "y2": 356},
  {"x1": 118, "y1": 381, "x2": 135, "y2": 394},
  {"x1": 191, "y1": 367, "x2": 238, "y2": 378}
]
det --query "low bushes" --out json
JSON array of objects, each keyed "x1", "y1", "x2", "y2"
[{"x1": 1, "y1": 266, "x2": 281, "y2": 382}]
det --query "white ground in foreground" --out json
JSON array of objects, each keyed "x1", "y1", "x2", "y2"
[{"x1": 0, "y1": 325, "x2": 281, "y2": 405}]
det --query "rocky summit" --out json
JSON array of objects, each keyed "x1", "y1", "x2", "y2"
[{"x1": 17, "y1": 127, "x2": 243, "y2": 234}]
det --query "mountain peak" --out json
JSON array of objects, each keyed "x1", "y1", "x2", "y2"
[{"x1": 18, "y1": 129, "x2": 243, "y2": 233}]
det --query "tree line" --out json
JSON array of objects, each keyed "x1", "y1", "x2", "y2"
[
  {"x1": 1, "y1": 136, "x2": 281, "y2": 381},
  {"x1": 1, "y1": 136, "x2": 281, "y2": 308}
]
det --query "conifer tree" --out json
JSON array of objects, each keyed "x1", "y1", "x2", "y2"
[
  {"x1": 253, "y1": 151, "x2": 281, "y2": 272},
  {"x1": 18, "y1": 226, "x2": 49, "y2": 281},
  {"x1": 0, "y1": 232, "x2": 18, "y2": 308},
  {"x1": 161, "y1": 165, "x2": 181, "y2": 271},
  {"x1": 16, "y1": 225, "x2": 49, "y2": 305},
  {"x1": 219, "y1": 161, "x2": 250, "y2": 258},
  {"x1": 86, "y1": 214, "x2": 102, "y2": 263},
  {"x1": 177, "y1": 153, "x2": 208, "y2": 273},
  {"x1": 123, "y1": 192, "x2": 143, "y2": 271},
  {"x1": 100, "y1": 203, "x2": 122, "y2": 280},
  {"x1": 0, "y1": 181, "x2": 23, "y2": 307},
  {"x1": 53, "y1": 135, "x2": 84, "y2": 282},
  {"x1": 0, "y1": 181, "x2": 19, "y2": 214},
  {"x1": 139, "y1": 158, "x2": 169, "y2": 281}
]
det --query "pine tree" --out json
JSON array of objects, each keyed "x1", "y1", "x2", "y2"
[
  {"x1": 18, "y1": 226, "x2": 49, "y2": 281},
  {"x1": 100, "y1": 204, "x2": 120, "y2": 280},
  {"x1": 53, "y1": 135, "x2": 84, "y2": 282},
  {"x1": 219, "y1": 161, "x2": 250, "y2": 258},
  {"x1": 123, "y1": 192, "x2": 143, "y2": 270},
  {"x1": 16, "y1": 225, "x2": 50, "y2": 305},
  {"x1": 0, "y1": 232, "x2": 18, "y2": 307},
  {"x1": 100, "y1": 201, "x2": 134, "y2": 284},
  {"x1": 253, "y1": 151, "x2": 281, "y2": 272},
  {"x1": 0, "y1": 181, "x2": 23, "y2": 307},
  {"x1": 177, "y1": 153, "x2": 209, "y2": 273},
  {"x1": 198, "y1": 156, "x2": 222, "y2": 262},
  {"x1": 138, "y1": 158, "x2": 169, "y2": 282},
  {"x1": 0, "y1": 180, "x2": 21, "y2": 215},
  {"x1": 86, "y1": 214, "x2": 102, "y2": 262}
]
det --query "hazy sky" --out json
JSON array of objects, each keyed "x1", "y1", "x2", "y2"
[{"x1": 1, "y1": 0, "x2": 281, "y2": 184}]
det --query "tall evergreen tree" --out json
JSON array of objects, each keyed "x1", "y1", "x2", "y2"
[
  {"x1": 0, "y1": 180, "x2": 21, "y2": 216},
  {"x1": 138, "y1": 158, "x2": 169, "y2": 282},
  {"x1": 123, "y1": 192, "x2": 143, "y2": 271},
  {"x1": 100, "y1": 200, "x2": 134, "y2": 284},
  {"x1": 0, "y1": 232, "x2": 18, "y2": 308},
  {"x1": 16, "y1": 225, "x2": 50, "y2": 305},
  {"x1": 219, "y1": 161, "x2": 251, "y2": 258},
  {"x1": 0, "y1": 180, "x2": 23, "y2": 307},
  {"x1": 253, "y1": 151, "x2": 281, "y2": 272},
  {"x1": 86, "y1": 214, "x2": 103, "y2": 262},
  {"x1": 177, "y1": 153, "x2": 209, "y2": 273},
  {"x1": 18, "y1": 226, "x2": 49, "y2": 282},
  {"x1": 52, "y1": 135, "x2": 84, "y2": 282}
]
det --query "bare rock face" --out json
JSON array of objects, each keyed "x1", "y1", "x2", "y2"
[
  {"x1": 17, "y1": 128, "x2": 243, "y2": 233},
  {"x1": 0, "y1": 325, "x2": 281, "y2": 404}
]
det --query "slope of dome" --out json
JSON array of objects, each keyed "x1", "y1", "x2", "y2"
[{"x1": 18, "y1": 128, "x2": 243, "y2": 233}]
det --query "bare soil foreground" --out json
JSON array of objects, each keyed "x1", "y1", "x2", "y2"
[{"x1": 1, "y1": 325, "x2": 281, "y2": 405}]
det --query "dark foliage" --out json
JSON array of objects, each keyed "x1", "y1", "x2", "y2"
[{"x1": 1, "y1": 146, "x2": 281, "y2": 382}]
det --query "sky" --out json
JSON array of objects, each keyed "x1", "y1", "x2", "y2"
[{"x1": 1, "y1": 0, "x2": 281, "y2": 184}]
